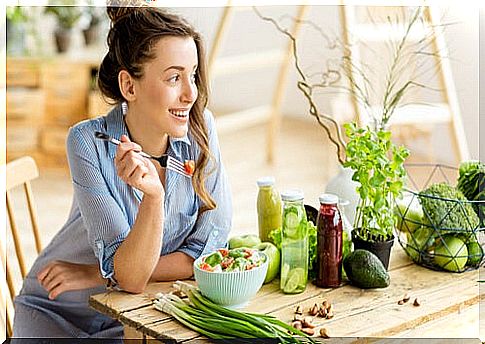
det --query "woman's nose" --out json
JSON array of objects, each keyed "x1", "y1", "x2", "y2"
[{"x1": 180, "y1": 79, "x2": 197, "y2": 103}]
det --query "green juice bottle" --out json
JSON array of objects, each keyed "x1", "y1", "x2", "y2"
[
  {"x1": 256, "y1": 177, "x2": 282, "y2": 243},
  {"x1": 280, "y1": 189, "x2": 308, "y2": 294}
]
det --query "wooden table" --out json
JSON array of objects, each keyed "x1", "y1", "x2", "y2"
[{"x1": 89, "y1": 248, "x2": 482, "y2": 341}]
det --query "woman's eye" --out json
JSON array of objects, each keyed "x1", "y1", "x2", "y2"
[
  {"x1": 190, "y1": 73, "x2": 197, "y2": 83},
  {"x1": 168, "y1": 75, "x2": 180, "y2": 83}
]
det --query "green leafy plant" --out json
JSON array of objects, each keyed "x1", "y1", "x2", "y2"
[
  {"x1": 457, "y1": 160, "x2": 485, "y2": 225},
  {"x1": 45, "y1": 6, "x2": 82, "y2": 29},
  {"x1": 7, "y1": 7, "x2": 28, "y2": 23},
  {"x1": 84, "y1": 6, "x2": 104, "y2": 28},
  {"x1": 344, "y1": 122, "x2": 409, "y2": 242}
]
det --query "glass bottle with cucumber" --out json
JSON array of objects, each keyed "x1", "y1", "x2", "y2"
[{"x1": 280, "y1": 189, "x2": 308, "y2": 294}]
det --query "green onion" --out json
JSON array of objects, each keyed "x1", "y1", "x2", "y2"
[{"x1": 152, "y1": 281, "x2": 316, "y2": 343}]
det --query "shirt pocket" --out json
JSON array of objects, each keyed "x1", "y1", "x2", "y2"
[{"x1": 165, "y1": 210, "x2": 197, "y2": 247}]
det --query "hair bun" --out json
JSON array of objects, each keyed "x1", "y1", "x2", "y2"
[{"x1": 106, "y1": 1, "x2": 148, "y2": 24}]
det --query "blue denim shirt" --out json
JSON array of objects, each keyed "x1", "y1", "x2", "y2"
[{"x1": 14, "y1": 105, "x2": 232, "y2": 337}]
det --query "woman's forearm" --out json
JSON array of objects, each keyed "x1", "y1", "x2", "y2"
[
  {"x1": 113, "y1": 193, "x2": 164, "y2": 293},
  {"x1": 151, "y1": 251, "x2": 195, "y2": 281}
]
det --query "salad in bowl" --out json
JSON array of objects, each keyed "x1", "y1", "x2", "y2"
[
  {"x1": 194, "y1": 248, "x2": 268, "y2": 308},
  {"x1": 197, "y1": 248, "x2": 266, "y2": 273}
]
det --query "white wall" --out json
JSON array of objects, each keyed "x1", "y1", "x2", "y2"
[
  {"x1": 439, "y1": 5, "x2": 480, "y2": 161},
  {"x1": 178, "y1": 5, "x2": 480, "y2": 163},
  {"x1": 12, "y1": 4, "x2": 480, "y2": 162}
]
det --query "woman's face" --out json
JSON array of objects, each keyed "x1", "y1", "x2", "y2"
[{"x1": 131, "y1": 36, "x2": 198, "y2": 138}]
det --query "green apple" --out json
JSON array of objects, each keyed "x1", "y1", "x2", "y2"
[
  {"x1": 228, "y1": 234, "x2": 261, "y2": 249},
  {"x1": 257, "y1": 242, "x2": 280, "y2": 284},
  {"x1": 406, "y1": 226, "x2": 434, "y2": 263},
  {"x1": 395, "y1": 196, "x2": 423, "y2": 233},
  {"x1": 434, "y1": 236, "x2": 468, "y2": 272}
]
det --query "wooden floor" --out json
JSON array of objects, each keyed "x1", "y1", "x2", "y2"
[{"x1": 6, "y1": 117, "x2": 482, "y2": 339}]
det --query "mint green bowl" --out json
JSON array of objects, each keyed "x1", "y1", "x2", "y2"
[{"x1": 193, "y1": 252, "x2": 268, "y2": 308}]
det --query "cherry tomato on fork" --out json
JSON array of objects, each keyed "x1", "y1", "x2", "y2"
[{"x1": 184, "y1": 160, "x2": 195, "y2": 175}]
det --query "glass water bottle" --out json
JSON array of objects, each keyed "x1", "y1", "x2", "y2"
[{"x1": 280, "y1": 189, "x2": 308, "y2": 294}]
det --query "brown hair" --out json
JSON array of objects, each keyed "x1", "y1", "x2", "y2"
[{"x1": 98, "y1": 5, "x2": 216, "y2": 213}]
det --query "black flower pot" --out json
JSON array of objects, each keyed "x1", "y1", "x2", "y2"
[
  {"x1": 351, "y1": 230, "x2": 394, "y2": 270},
  {"x1": 82, "y1": 25, "x2": 99, "y2": 46},
  {"x1": 54, "y1": 28, "x2": 72, "y2": 53}
]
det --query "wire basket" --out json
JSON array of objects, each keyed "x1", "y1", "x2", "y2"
[{"x1": 395, "y1": 164, "x2": 484, "y2": 272}]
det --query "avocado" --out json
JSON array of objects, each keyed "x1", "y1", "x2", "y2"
[{"x1": 343, "y1": 249, "x2": 390, "y2": 288}]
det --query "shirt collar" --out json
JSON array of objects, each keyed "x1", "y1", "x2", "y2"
[
  {"x1": 105, "y1": 104, "x2": 191, "y2": 159},
  {"x1": 168, "y1": 134, "x2": 191, "y2": 158},
  {"x1": 105, "y1": 104, "x2": 128, "y2": 159}
]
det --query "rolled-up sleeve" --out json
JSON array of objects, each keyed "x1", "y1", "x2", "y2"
[
  {"x1": 67, "y1": 125, "x2": 130, "y2": 281},
  {"x1": 177, "y1": 111, "x2": 233, "y2": 259}
]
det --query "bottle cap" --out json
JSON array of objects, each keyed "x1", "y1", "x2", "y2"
[
  {"x1": 319, "y1": 193, "x2": 339, "y2": 204},
  {"x1": 281, "y1": 189, "x2": 304, "y2": 201},
  {"x1": 257, "y1": 176, "x2": 275, "y2": 187}
]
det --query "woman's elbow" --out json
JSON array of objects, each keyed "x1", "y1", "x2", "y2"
[
  {"x1": 117, "y1": 278, "x2": 147, "y2": 294},
  {"x1": 114, "y1": 266, "x2": 151, "y2": 293}
]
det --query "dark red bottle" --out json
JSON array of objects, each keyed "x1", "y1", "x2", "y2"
[{"x1": 316, "y1": 193, "x2": 343, "y2": 288}]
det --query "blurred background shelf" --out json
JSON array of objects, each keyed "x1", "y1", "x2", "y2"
[{"x1": 6, "y1": 56, "x2": 113, "y2": 169}]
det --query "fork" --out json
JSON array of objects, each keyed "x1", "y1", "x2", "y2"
[{"x1": 94, "y1": 131, "x2": 192, "y2": 178}]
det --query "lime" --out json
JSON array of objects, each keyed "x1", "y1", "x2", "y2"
[
  {"x1": 283, "y1": 268, "x2": 305, "y2": 293},
  {"x1": 466, "y1": 241, "x2": 483, "y2": 267}
]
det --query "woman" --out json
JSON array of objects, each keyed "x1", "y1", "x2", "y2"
[{"x1": 13, "y1": 6, "x2": 232, "y2": 338}]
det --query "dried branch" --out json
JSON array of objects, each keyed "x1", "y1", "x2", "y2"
[
  {"x1": 253, "y1": 6, "x2": 445, "y2": 165},
  {"x1": 253, "y1": 6, "x2": 347, "y2": 166}
]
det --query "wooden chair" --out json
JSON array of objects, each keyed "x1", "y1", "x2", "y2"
[{"x1": 3, "y1": 156, "x2": 43, "y2": 337}]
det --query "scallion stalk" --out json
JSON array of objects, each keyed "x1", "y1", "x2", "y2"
[{"x1": 153, "y1": 281, "x2": 316, "y2": 343}]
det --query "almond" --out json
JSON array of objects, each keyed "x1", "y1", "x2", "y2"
[
  {"x1": 302, "y1": 327, "x2": 315, "y2": 336},
  {"x1": 302, "y1": 317, "x2": 316, "y2": 328},
  {"x1": 291, "y1": 320, "x2": 302, "y2": 330},
  {"x1": 320, "y1": 327, "x2": 330, "y2": 338}
]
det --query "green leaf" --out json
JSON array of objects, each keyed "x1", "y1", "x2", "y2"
[{"x1": 389, "y1": 181, "x2": 403, "y2": 194}]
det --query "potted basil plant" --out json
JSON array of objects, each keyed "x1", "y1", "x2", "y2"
[
  {"x1": 343, "y1": 122, "x2": 409, "y2": 269},
  {"x1": 45, "y1": 5, "x2": 82, "y2": 53},
  {"x1": 82, "y1": 7, "x2": 104, "y2": 46}
]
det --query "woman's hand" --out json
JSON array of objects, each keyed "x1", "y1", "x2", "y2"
[
  {"x1": 37, "y1": 261, "x2": 105, "y2": 300},
  {"x1": 114, "y1": 135, "x2": 164, "y2": 199}
]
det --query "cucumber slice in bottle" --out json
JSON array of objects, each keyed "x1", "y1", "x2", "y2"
[
  {"x1": 283, "y1": 268, "x2": 305, "y2": 293},
  {"x1": 285, "y1": 212, "x2": 299, "y2": 229}
]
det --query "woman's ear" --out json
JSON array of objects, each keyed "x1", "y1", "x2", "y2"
[{"x1": 118, "y1": 70, "x2": 136, "y2": 101}]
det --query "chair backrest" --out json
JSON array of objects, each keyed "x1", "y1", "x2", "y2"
[{"x1": 3, "y1": 156, "x2": 42, "y2": 337}]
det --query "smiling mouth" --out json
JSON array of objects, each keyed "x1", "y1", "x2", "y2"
[{"x1": 169, "y1": 109, "x2": 190, "y2": 118}]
